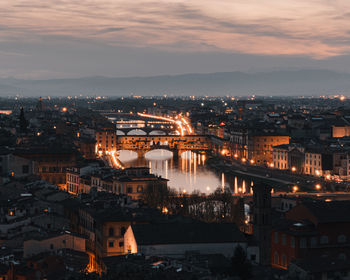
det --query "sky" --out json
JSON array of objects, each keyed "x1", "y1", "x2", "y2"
[{"x1": 2, "y1": 0, "x2": 350, "y2": 79}]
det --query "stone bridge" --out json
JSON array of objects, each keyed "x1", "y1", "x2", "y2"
[
  {"x1": 116, "y1": 127, "x2": 175, "y2": 136},
  {"x1": 116, "y1": 135, "x2": 212, "y2": 157}
]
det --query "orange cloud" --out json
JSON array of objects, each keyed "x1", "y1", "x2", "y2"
[{"x1": 1, "y1": 0, "x2": 350, "y2": 58}]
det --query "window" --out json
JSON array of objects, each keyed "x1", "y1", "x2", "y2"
[
  {"x1": 338, "y1": 235, "x2": 346, "y2": 243},
  {"x1": 137, "y1": 185, "x2": 143, "y2": 193},
  {"x1": 50, "y1": 244, "x2": 54, "y2": 250},
  {"x1": 274, "y1": 252, "x2": 279, "y2": 265},
  {"x1": 282, "y1": 234, "x2": 286, "y2": 245},
  {"x1": 119, "y1": 241, "x2": 124, "y2": 247},
  {"x1": 274, "y1": 232, "x2": 279, "y2": 244},
  {"x1": 127, "y1": 187, "x2": 132, "y2": 193},
  {"x1": 22, "y1": 165, "x2": 29, "y2": 174},
  {"x1": 109, "y1": 227, "x2": 114, "y2": 237},
  {"x1": 290, "y1": 237, "x2": 295, "y2": 248},
  {"x1": 108, "y1": 241, "x2": 114, "y2": 248},
  {"x1": 282, "y1": 254, "x2": 287, "y2": 267},
  {"x1": 300, "y1": 237, "x2": 307, "y2": 248},
  {"x1": 310, "y1": 237, "x2": 317, "y2": 247},
  {"x1": 320, "y1": 235, "x2": 329, "y2": 244},
  {"x1": 121, "y1": 227, "x2": 126, "y2": 236}
]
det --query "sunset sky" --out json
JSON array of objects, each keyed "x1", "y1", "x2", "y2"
[{"x1": 2, "y1": 0, "x2": 350, "y2": 78}]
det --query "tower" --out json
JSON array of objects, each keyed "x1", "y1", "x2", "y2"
[
  {"x1": 252, "y1": 182, "x2": 272, "y2": 266},
  {"x1": 36, "y1": 97, "x2": 46, "y2": 111},
  {"x1": 19, "y1": 107, "x2": 28, "y2": 133}
]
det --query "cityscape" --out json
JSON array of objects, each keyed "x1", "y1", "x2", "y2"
[
  {"x1": 1, "y1": 95, "x2": 350, "y2": 279},
  {"x1": 2, "y1": 1, "x2": 350, "y2": 280}
]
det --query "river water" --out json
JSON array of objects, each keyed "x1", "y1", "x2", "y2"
[{"x1": 117, "y1": 150, "x2": 253, "y2": 194}]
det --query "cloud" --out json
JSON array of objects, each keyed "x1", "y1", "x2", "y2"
[
  {"x1": 95, "y1": 27, "x2": 125, "y2": 34},
  {"x1": 1, "y1": 0, "x2": 350, "y2": 59}
]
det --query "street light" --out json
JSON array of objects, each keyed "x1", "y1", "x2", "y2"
[
  {"x1": 291, "y1": 166, "x2": 296, "y2": 172},
  {"x1": 315, "y1": 184, "x2": 321, "y2": 190},
  {"x1": 292, "y1": 185, "x2": 299, "y2": 192}
]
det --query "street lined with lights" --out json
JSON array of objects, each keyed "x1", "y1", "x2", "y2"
[{"x1": 137, "y1": 112, "x2": 193, "y2": 136}]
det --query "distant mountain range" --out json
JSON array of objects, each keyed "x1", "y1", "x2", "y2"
[{"x1": 0, "y1": 69, "x2": 350, "y2": 96}]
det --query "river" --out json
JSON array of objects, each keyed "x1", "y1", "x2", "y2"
[{"x1": 117, "y1": 149, "x2": 253, "y2": 195}]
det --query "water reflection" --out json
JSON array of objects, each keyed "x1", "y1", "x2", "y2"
[{"x1": 117, "y1": 149, "x2": 253, "y2": 195}]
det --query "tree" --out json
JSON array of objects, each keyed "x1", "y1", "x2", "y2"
[{"x1": 231, "y1": 245, "x2": 252, "y2": 280}]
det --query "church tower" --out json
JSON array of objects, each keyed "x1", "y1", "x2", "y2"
[{"x1": 252, "y1": 183, "x2": 272, "y2": 266}]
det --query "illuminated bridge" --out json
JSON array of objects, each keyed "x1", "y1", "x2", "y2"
[
  {"x1": 116, "y1": 135, "x2": 212, "y2": 157},
  {"x1": 101, "y1": 112, "x2": 192, "y2": 136}
]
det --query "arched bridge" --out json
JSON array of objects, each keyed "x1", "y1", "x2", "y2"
[
  {"x1": 116, "y1": 135, "x2": 212, "y2": 157},
  {"x1": 116, "y1": 127, "x2": 176, "y2": 136},
  {"x1": 102, "y1": 112, "x2": 177, "y2": 136}
]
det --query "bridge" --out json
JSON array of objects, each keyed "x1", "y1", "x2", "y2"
[
  {"x1": 116, "y1": 135, "x2": 212, "y2": 157},
  {"x1": 102, "y1": 112, "x2": 177, "y2": 136}
]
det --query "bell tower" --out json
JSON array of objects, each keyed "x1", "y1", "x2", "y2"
[{"x1": 252, "y1": 183, "x2": 272, "y2": 266}]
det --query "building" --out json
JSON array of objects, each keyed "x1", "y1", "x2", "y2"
[
  {"x1": 0, "y1": 148, "x2": 36, "y2": 181},
  {"x1": 252, "y1": 183, "x2": 272, "y2": 266},
  {"x1": 66, "y1": 166, "x2": 168, "y2": 200},
  {"x1": 96, "y1": 128, "x2": 117, "y2": 154},
  {"x1": 271, "y1": 200, "x2": 350, "y2": 270},
  {"x1": 124, "y1": 222, "x2": 253, "y2": 259},
  {"x1": 332, "y1": 125, "x2": 350, "y2": 138},
  {"x1": 304, "y1": 149, "x2": 322, "y2": 176},
  {"x1": 289, "y1": 255, "x2": 350, "y2": 280},
  {"x1": 248, "y1": 134, "x2": 290, "y2": 166},
  {"x1": 272, "y1": 145, "x2": 289, "y2": 170},
  {"x1": 229, "y1": 124, "x2": 248, "y2": 159},
  {"x1": 23, "y1": 232, "x2": 86, "y2": 258},
  {"x1": 15, "y1": 146, "x2": 78, "y2": 185}
]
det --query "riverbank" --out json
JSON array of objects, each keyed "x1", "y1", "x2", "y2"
[{"x1": 205, "y1": 155, "x2": 348, "y2": 193}]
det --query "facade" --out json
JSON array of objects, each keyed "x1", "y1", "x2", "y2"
[
  {"x1": 124, "y1": 223, "x2": 251, "y2": 259},
  {"x1": 15, "y1": 147, "x2": 78, "y2": 185},
  {"x1": 252, "y1": 183, "x2": 272, "y2": 266},
  {"x1": 332, "y1": 125, "x2": 350, "y2": 138},
  {"x1": 248, "y1": 135, "x2": 290, "y2": 165},
  {"x1": 304, "y1": 150, "x2": 322, "y2": 176},
  {"x1": 272, "y1": 145, "x2": 289, "y2": 170},
  {"x1": 273, "y1": 145, "x2": 328, "y2": 176},
  {"x1": 0, "y1": 150, "x2": 35, "y2": 179},
  {"x1": 271, "y1": 200, "x2": 350, "y2": 269},
  {"x1": 229, "y1": 125, "x2": 248, "y2": 159},
  {"x1": 66, "y1": 166, "x2": 168, "y2": 200},
  {"x1": 23, "y1": 233, "x2": 86, "y2": 258},
  {"x1": 96, "y1": 128, "x2": 117, "y2": 154}
]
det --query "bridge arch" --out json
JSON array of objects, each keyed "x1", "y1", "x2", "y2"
[
  {"x1": 116, "y1": 130, "x2": 126, "y2": 135},
  {"x1": 145, "y1": 149, "x2": 173, "y2": 159},
  {"x1": 117, "y1": 150, "x2": 138, "y2": 161},
  {"x1": 149, "y1": 130, "x2": 167, "y2": 135},
  {"x1": 126, "y1": 129, "x2": 147, "y2": 135}
]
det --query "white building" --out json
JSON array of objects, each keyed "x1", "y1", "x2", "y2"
[{"x1": 124, "y1": 222, "x2": 258, "y2": 262}]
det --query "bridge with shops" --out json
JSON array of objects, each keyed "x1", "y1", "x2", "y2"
[{"x1": 116, "y1": 135, "x2": 212, "y2": 157}]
